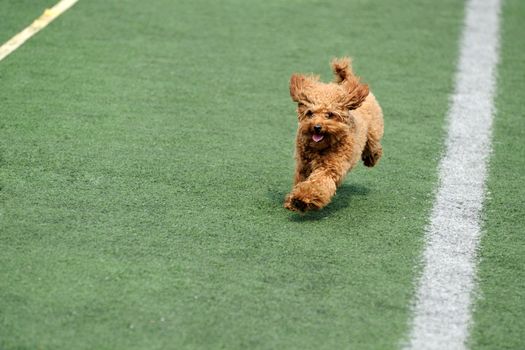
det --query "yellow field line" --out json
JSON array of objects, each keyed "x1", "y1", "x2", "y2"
[{"x1": 0, "y1": 0, "x2": 79, "y2": 62}]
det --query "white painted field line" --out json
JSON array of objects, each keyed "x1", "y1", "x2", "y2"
[
  {"x1": 404, "y1": 0, "x2": 502, "y2": 349},
  {"x1": 0, "y1": 0, "x2": 79, "y2": 62}
]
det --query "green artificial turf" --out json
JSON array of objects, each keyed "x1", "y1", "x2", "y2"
[
  {"x1": 469, "y1": 0, "x2": 525, "y2": 348},
  {"x1": 0, "y1": 0, "x2": 464, "y2": 349},
  {"x1": 0, "y1": 0, "x2": 57, "y2": 44}
]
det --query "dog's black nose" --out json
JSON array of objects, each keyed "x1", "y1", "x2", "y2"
[{"x1": 314, "y1": 125, "x2": 322, "y2": 133}]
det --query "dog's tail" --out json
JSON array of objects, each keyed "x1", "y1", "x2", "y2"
[
  {"x1": 331, "y1": 57, "x2": 369, "y2": 110},
  {"x1": 331, "y1": 57, "x2": 354, "y2": 83}
]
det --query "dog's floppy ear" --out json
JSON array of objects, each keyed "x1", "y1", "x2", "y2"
[
  {"x1": 290, "y1": 74, "x2": 315, "y2": 104},
  {"x1": 331, "y1": 57, "x2": 353, "y2": 83},
  {"x1": 340, "y1": 77, "x2": 369, "y2": 110}
]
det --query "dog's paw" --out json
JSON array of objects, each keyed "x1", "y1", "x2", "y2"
[
  {"x1": 284, "y1": 193, "x2": 320, "y2": 213},
  {"x1": 362, "y1": 148, "x2": 382, "y2": 167},
  {"x1": 291, "y1": 198, "x2": 309, "y2": 212},
  {"x1": 284, "y1": 195, "x2": 295, "y2": 211},
  {"x1": 284, "y1": 195, "x2": 302, "y2": 212},
  {"x1": 362, "y1": 152, "x2": 377, "y2": 167}
]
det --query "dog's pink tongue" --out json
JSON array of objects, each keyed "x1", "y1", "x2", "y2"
[{"x1": 312, "y1": 134, "x2": 324, "y2": 142}]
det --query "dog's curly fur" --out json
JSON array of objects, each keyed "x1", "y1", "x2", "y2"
[{"x1": 284, "y1": 57, "x2": 384, "y2": 212}]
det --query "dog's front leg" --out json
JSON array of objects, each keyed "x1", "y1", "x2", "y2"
[
  {"x1": 292, "y1": 158, "x2": 310, "y2": 186},
  {"x1": 284, "y1": 159, "x2": 310, "y2": 211},
  {"x1": 284, "y1": 168, "x2": 341, "y2": 212}
]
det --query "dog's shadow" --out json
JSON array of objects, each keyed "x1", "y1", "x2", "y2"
[{"x1": 269, "y1": 183, "x2": 370, "y2": 221}]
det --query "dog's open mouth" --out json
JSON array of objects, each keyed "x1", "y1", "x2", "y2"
[{"x1": 312, "y1": 133, "x2": 324, "y2": 142}]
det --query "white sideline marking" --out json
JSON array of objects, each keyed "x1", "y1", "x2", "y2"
[
  {"x1": 405, "y1": 0, "x2": 502, "y2": 349},
  {"x1": 0, "y1": 0, "x2": 79, "y2": 62}
]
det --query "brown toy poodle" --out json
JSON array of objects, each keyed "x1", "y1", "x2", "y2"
[{"x1": 284, "y1": 57, "x2": 384, "y2": 212}]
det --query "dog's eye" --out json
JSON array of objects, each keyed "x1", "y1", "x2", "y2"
[
  {"x1": 305, "y1": 110, "x2": 314, "y2": 118},
  {"x1": 327, "y1": 112, "x2": 335, "y2": 119}
]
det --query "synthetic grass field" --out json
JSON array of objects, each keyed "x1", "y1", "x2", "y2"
[{"x1": 0, "y1": 0, "x2": 523, "y2": 349}]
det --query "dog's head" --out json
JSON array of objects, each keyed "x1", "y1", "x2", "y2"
[{"x1": 290, "y1": 57, "x2": 369, "y2": 149}]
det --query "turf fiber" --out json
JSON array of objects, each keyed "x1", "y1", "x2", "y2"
[
  {"x1": 1, "y1": 1, "x2": 465, "y2": 349},
  {"x1": 469, "y1": 0, "x2": 525, "y2": 348},
  {"x1": 0, "y1": 0, "x2": 58, "y2": 44}
]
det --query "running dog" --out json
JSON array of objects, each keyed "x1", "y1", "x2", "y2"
[{"x1": 284, "y1": 58, "x2": 384, "y2": 212}]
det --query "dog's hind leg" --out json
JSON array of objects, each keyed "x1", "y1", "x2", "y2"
[
  {"x1": 362, "y1": 133, "x2": 383, "y2": 167},
  {"x1": 358, "y1": 93, "x2": 384, "y2": 167}
]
